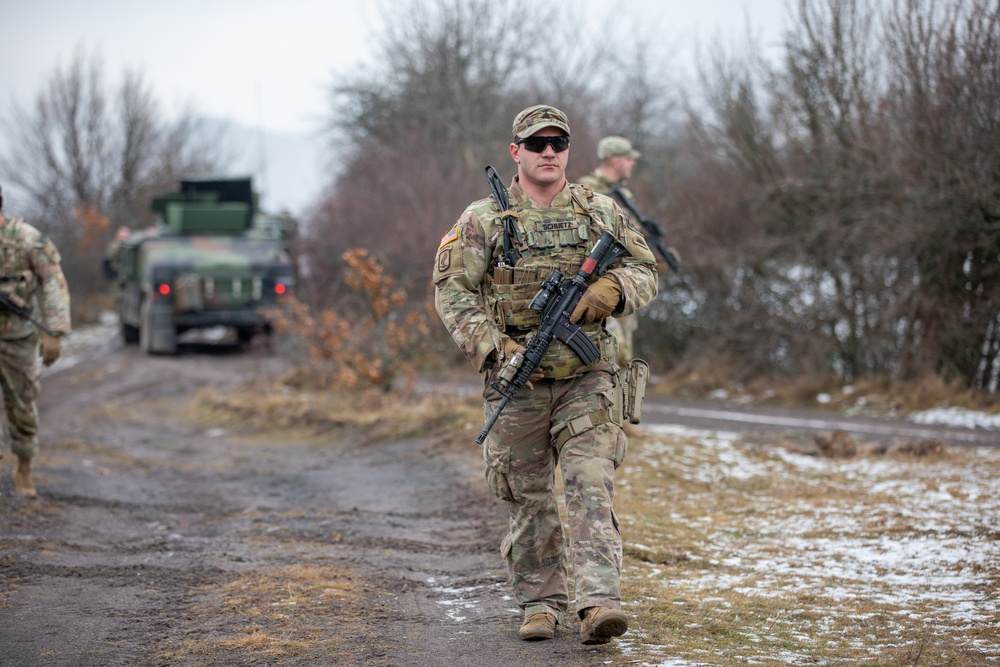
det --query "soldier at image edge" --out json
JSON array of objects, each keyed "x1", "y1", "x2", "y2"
[
  {"x1": 432, "y1": 106, "x2": 657, "y2": 643},
  {"x1": 0, "y1": 183, "x2": 72, "y2": 498},
  {"x1": 578, "y1": 136, "x2": 643, "y2": 366}
]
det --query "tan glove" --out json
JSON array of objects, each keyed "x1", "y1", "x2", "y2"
[
  {"x1": 497, "y1": 336, "x2": 543, "y2": 387},
  {"x1": 500, "y1": 336, "x2": 524, "y2": 361},
  {"x1": 570, "y1": 275, "x2": 622, "y2": 324},
  {"x1": 40, "y1": 333, "x2": 61, "y2": 367}
]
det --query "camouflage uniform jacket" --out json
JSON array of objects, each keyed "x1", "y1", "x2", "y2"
[
  {"x1": 0, "y1": 215, "x2": 71, "y2": 340},
  {"x1": 578, "y1": 171, "x2": 635, "y2": 210},
  {"x1": 433, "y1": 177, "x2": 656, "y2": 375}
]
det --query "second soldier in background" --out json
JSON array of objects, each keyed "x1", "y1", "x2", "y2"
[{"x1": 579, "y1": 136, "x2": 644, "y2": 365}]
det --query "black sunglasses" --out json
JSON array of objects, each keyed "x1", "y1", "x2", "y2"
[{"x1": 517, "y1": 135, "x2": 571, "y2": 153}]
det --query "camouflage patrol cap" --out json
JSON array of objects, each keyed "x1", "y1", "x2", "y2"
[
  {"x1": 598, "y1": 136, "x2": 641, "y2": 160},
  {"x1": 512, "y1": 105, "x2": 571, "y2": 140}
]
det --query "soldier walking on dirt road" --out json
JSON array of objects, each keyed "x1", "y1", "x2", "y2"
[
  {"x1": 0, "y1": 184, "x2": 71, "y2": 498},
  {"x1": 433, "y1": 106, "x2": 657, "y2": 644}
]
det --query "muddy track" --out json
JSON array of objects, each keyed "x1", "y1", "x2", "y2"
[{"x1": 0, "y1": 340, "x2": 633, "y2": 666}]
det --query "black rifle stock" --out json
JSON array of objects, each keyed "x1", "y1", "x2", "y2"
[
  {"x1": 0, "y1": 291, "x2": 57, "y2": 336},
  {"x1": 476, "y1": 230, "x2": 630, "y2": 445},
  {"x1": 607, "y1": 184, "x2": 693, "y2": 294}
]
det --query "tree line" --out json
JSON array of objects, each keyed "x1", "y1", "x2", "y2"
[
  {"x1": 679, "y1": 0, "x2": 999, "y2": 392},
  {"x1": 2, "y1": 0, "x2": 997, "y2": 395}
]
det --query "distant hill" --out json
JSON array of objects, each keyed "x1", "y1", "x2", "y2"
[{"x1": 203, "y1": 118, "x2": 327, "y2": 217}]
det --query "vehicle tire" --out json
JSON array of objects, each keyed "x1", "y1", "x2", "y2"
[
  {"x1": 139, "y1": 300, "x2": 152, "y2": 353},
  {"x1": 122, "y1": 322, "x2": 140, "y2": 344},
  {"x1": 140, "y1": 299, "x2": 177, "y2": 355}
]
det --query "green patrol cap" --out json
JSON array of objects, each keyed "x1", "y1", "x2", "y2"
[
  {"x1": 598, "y1": 136, "x2": 640, "y2": 160},
  {"x1": 512, "y1": 105, "x2": 571, "y2": 140}
]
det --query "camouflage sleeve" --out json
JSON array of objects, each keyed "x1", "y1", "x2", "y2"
[
  {"x1": 32, "y1": 236, "x2": 72, "y2": 335},
  {"x1": 593, "y1": 195, "x2": 658, "y2": 317},
  {"x1": 432, "y1": 206, "x2": 503, "y2": 373}
]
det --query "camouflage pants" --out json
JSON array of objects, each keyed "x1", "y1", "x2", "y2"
[
  {"x1": 0, "y1": 334, "x2": 41, "y2": 460},
  {"x1": 482, "y1": 364, "x2": 626, "y2": 624}
]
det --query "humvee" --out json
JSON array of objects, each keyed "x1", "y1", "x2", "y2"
[{"x1": 114, "y1": 177, "x2": 295, "y2": 354}]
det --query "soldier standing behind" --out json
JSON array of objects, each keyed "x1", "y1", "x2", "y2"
[
  {"x1": 579, "y1": 136, "x2": 644, "y2": 365},
  {"x1": 433, "y1": 106, "x2": 657, "y2": 643},
  {"x1": 0, "y1": 184, "x2": 71, "y2": 498},
  {"x1": 103, "y1": 225, "x2": 131, "y2": 281}
]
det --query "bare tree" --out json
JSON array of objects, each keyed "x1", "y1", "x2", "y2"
[
  {"x1": 329, "y1": 0, "x2": 553, "y2": 174},
  {"x1": 669, "y1": 0, "x2": 1000, "y2": 395},
  {"x1": 309, "y1": 0, "x2": 571, "y2": 307},
  {"x1": 0, "y1": 47, "x2": 225, "y2": 306},
  {"x1": 883, "y1": 0, "x2": 1000, "y2": 388}
]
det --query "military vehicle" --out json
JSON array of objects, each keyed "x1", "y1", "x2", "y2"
[{"x1": 114, "y1": 177, "x2": 295, "y2": 354}]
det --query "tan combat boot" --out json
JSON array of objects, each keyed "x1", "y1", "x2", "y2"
[
  {"x1": 14, "y1": 456, "x2": 36, "y2": 498},
  {"x1": 519, "y1": 612, "x2": 556, "y2": 641},
  {"x1": 579, "y1": 606, "x2": 627, "y2": 644}
]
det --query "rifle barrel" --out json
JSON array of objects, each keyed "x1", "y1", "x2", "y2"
[
  {"x1": 0, "y1": 292, "x2": 57, "y2": 336},
  {"x1": 477, "y1": 395, "x2": 509, "y2": 445},
  {"x1": 608, "y1": 185, "x2": 694, "y2": 294}
]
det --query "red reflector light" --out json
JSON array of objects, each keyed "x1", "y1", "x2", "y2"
[
  {"x1": 275, "y1": 283, "x2": 286, "y2": 295},
  {"x1": 158, "y1": 283, "x2": 171, "y2": 296}
]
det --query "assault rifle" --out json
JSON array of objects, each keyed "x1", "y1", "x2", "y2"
[
  {"x1": 485, "y1": 165, "x2": 523, "y2": 267},
  {"x1": 476, "y1": 230, "x2": 630, "y2": 445},
  {"x1": 0, "y1": 291, "x2": 57, "y2": 336},
  {"x1": 606, "y1": 184, "x2": 693, "y2": 294}
]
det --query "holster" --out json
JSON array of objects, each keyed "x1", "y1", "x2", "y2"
[{"x1": 617, "y1": 358, "x2": 649, "y2": 424}]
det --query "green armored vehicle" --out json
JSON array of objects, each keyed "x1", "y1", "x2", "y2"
[{"x1": 115, "y1": 177, "x2": 295, "y2": 354}]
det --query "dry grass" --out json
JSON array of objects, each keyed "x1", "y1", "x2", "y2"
[
  {"x1": 156, "y1": 563, "x2": 364, "y2": 664},
  {"x1": 42, "y1": 437, "x2": 150, "y2": 470},
  {"x1": 167, "y1": 382, "x2": 1000, "y2": 664},
  {"x1": 614, "y1": 424, "x2": 1000, "y2": 666},
  {"x1": 651, "y1": 361, "x2": 999, "y2": 415},
  {"x1": 190, "y1": 385, "x2": 482, "y2": 446}
]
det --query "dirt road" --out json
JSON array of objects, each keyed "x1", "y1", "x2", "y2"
[
  {"x1": 1, "y1": 338, "x2": 631, "y2": 667},
  {"x1": 2, "y1": 333, "x2": 996, "y2": 666}
]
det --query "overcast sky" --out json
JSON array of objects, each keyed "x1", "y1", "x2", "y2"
[{"x1": 2, "y1": 0, "x2": 789, "y2": 137}]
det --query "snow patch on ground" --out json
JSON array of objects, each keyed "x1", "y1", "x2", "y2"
[
  {"x1": 628, "y1": 424, "x2": 1000, "y2": 661},
  {"x1": 910, "y1": 406, "x2": 1000, "y2": 431}
]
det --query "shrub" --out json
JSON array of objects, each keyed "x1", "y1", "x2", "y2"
[{"x1": 265, "y1": 249, "x2": 429, "y2": 392}]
